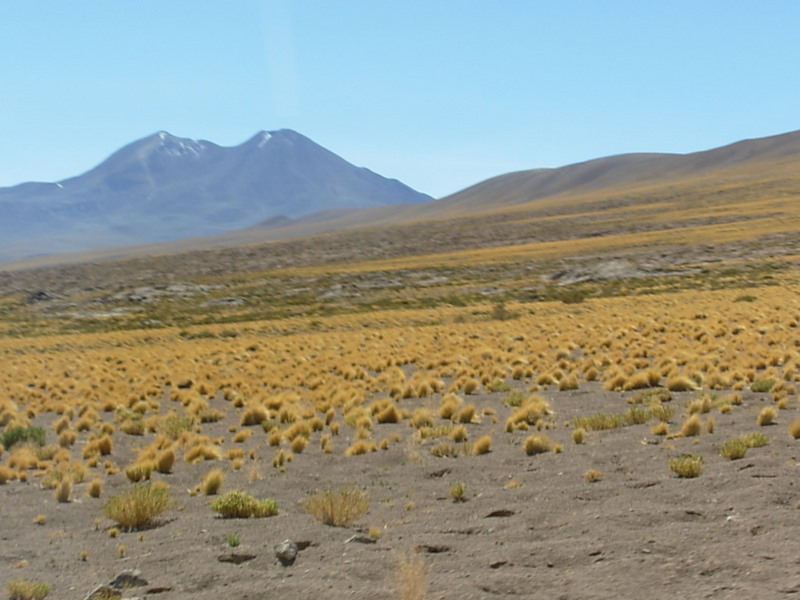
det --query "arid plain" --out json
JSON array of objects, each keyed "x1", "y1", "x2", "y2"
[{"x1": 2, "y1": 137, "x2": 800, "y2": 599}]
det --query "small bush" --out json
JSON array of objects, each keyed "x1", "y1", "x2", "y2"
[
  {"x1": 303, "y1": 486, "x2": 368, "y2": 526},
  {"x1": 103, "y1": 482, "x2": 174, "y2": 531},
  {"x1": 211, "y1": 489, "x2": 278, "y2": 518},
  {"x1": 720, "y1": 438, "x2": 748, "y2": 460},
  {"x1": 740, "y1": 432, "x2": 769, "y2": 448},
  {"x1": 669, "y1": 454, "x2": 704, "y2": 478},
  {"x1": 450, "y1": 481, "x2": 466, "y2": 502},
  {"x1": 1, "y1": 426, "x2": 45, "y2": 450},
  {"x1": 6, "y1": 579, "x2": 51, "y2": 600},
  {"x1": 524, "y1": 434, "x2": 551, "y2": 455},
  {"x1": 623, "y1": 406, "x2": 651, "y2": 425},
  {"x1": 574, "y1": 413, "x2": 623, "y2": 431},
  {"x1": 789, "y1": 418, "x2": 800, "y2": 439},
  {"x1": 751, "y1": 378, "x2": 776, "y2": 393}
]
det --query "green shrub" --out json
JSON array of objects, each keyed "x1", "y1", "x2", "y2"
[
  {"x1": 574, "y1": 413, "x2": 623, "y2": 431},
  {"x1": 750, "y1": 378, "x2": 776, "y2": 393},
  {"x1": 210, "y1": 490, "x2": 278, "y2": 518},
  {"x1": 1, "y1": 426, "x2": 45, "y2": 450}
]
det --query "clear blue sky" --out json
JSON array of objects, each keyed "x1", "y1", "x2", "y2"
[{"x1": 2, "y1": 1, "x2": 799, "y2": 198}]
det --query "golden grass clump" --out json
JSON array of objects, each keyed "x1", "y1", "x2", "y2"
[
  {"x1": 408, "y1": 408, "x2": 434, "y2": 429},
  {"x1": 155, "y1": 448, "x2": 176, "y2": 474},
  {"x1": 103, "y1": 482, "x2": 174, "y2": 531},
  {"x1": 788, "y1": 418, "x2": 800, "y2": 439},
  {"x1": 668, "y1": 454, "x2": 703, "y2": 478},
  {"x1": 202, "y1": 467, "x2": 225, "y2": 495},
  {"x1": 523, "y1": 434, "x2": 552, "y2": 455},
  {"x1": 54, "y1": 479, "x2": 72, "y2": 503},
  {"x1": 680, "y1": 414, "x2": 702, "y2": 437},
  {"x1": 345, "y1": 439, "x2": 377, "y2": 456},
  {"x1": 87, "y1": 478, "x2": 103, "y2": 498},
  {"x1": 455, "y1": 403, "x2": 477, "y2": 424},
  {"x1": 303, "y1": 486, "x2": 368, "y2": 526},
  {"x1": 240, "y1": 404, "x2": 269, "y2": 427},
  {"x1": 0, "y1": 465, "x2": 15, "y2": 484},
  {"x1": 757, "y1": 406, "x2": 777, "y2": 426},
  {"x1": 665, "y1": 375, "x2": 700, "y2": 392},
  {"x1": 449, "y1": 424, "x2": 468, "y2": 442},
  {"x1": 572, "y1": 427, "x2": 586, "y2": 444},
  {"x1": 471, "y1": 435, "x2": 492, "y2": 455},
  {"x1": 720, "y1": 438, "x2": 748, "y2": 460},
  {"x1": 583, "y1": 469, "x2": 603, "y2": 483},
  {"x1": 232, "y1": 429, "x2": 253, "y2": 443},
  {"x1": 376, "y1": 403, "x2": 401, "y2": 424},
  {"x1": 5, "y1": 579, "x2": 51, "y2": 600},
  {"x1": 393, "y1": 551, "x2": 428, "y2": 600},
  {"x1": 184, "y1": 444, "x2": 221, "y2": 464},
  {"x1": 505, "y1": 394, "x2": 551, "y2": 432}
]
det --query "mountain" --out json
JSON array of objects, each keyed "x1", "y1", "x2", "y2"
[{"x1": 0, "y1": 129, "x2": 432, "y2": 260}]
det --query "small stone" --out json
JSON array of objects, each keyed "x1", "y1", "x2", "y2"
[
  {"x1": 275, "y1": 539, "x2": 299, "y2": 566},
  {"x1": 109, "y1": 568, "x2": 149, "y2": 590}
]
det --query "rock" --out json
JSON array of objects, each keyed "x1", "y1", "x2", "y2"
[
  {"x1": 344, "y1": 534, "x2": 376, "y2": 544},
  {"x1": 109, "y1": 568, "x2": 149, "y2": 590},
  {"x1": 275, "y1": 539, "x2": 299, "y2": 566}
]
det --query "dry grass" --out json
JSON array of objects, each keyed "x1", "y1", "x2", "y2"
[
  {"x1": 471, "y1": 435, "x2": 492, "y2": 455},
  {"x1": 6, "y1": 579, "x2": 51, "y2": 600},
  {"x1": 523, "y1": 434, "x2": 552, "y2": 455},
  {"x1": 583, "y1": 469, "x2": 603, "y2": 483},
  {"x1": 210, "y1": 489, "x2": 278, "y2": 518},
  {"x1": 202, "y1": 467, "x2": 225, "y2": 495},
  {"x1": 394, "y1": 551, "x2": 428, "y2": 600},
  {"x1": 669, "y1": 454, "x2": 704, "y2": 478},
  {"x1": 102, "y1": 482, "x2": 174, "y2": 531},
  {"x1": 303, "y1": 486, "x2": 368, "y2": 527},
  {"x1": 757, "y1": 406, "x2": 777, "y2": 426}
]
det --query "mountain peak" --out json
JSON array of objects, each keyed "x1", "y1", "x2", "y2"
[{"x1": 0, "y1": 129, "x2": 431, "y2": 260}]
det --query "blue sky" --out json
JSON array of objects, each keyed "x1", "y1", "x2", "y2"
[{"x1": 2, "y1": 1, "x2": 799, "y2": 198}]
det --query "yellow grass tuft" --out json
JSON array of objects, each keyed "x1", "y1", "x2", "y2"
[
  {"x1": 202, "y1": 467, "x2": 225, "y2": 495},
  {"x1": 304, "y1": 486, "x2": 368, "y2": 527},
  {"x1": 471, "y1": 435, "x2": 492, "y2": 455}
]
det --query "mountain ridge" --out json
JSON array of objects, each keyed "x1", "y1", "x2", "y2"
[{"x1": 0, "y1": 129, "x2": 432, "y2": 260}]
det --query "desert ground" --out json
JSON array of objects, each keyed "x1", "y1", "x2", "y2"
[{"x1": 2, "y1": 277, "x2": 800, "y2": 600}]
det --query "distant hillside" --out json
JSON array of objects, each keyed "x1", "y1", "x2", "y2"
[{"x1": 0, "y1": 129, "x2": 432, "y2": 260}]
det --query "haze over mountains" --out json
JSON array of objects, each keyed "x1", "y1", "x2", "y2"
[
  {"x1": 1, "y1": 128, "x2": 799, "y2": 266},
  {"x1": 0, "y1": 129, "x2": 431, "y2": 260}
]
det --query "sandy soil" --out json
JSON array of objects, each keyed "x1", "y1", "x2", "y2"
[{"x1": 3, "y1": 382, "x2": 800, "y2": 600}]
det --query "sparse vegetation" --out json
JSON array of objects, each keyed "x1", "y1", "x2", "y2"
[
  {"x1": 102, "y1": 482, "x2": 174, "y2": 531},
  {"x1": 5, "y1": 579, "x2": 51, "y2": 600},
  {"x1": 669, "y1": 454, "x2": 704, "y2": 478},
  {"x1": 303, "y1": 486, "x2": 368, "y2": 526},
  {"x1": 210, "y1": 489, "x2": 278, "y2": 518}
]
